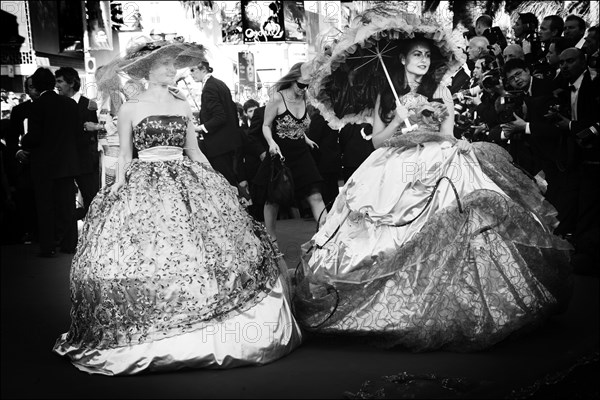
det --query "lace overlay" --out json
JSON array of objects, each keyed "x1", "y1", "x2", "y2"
[
  {"x1": 133, "y1": 115, "x2": 187, "y2": 150},
  {"x1": 274, "y1": 112, "x2": 310, "y2": 140}
]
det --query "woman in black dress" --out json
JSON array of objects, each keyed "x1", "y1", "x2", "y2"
[{"x1": 260, "y1": 62, "x2": 327, "y2": 241}]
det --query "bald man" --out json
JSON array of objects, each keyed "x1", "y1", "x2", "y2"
[
  {"x1": 558, "y1": 47, "x2": 600, "y2": 274},
  {"x1": 467, "y1": 36, "x2": 490, "y2": 61},
  {"x1": 503, "y1": 44, "x2": 525, "y2": 63}
]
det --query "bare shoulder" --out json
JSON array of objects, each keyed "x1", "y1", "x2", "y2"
[
  {"x1": 174, "y1": 96, "x2": 192, "y2": 114},
  {"x1": 118, "y1": 100, "x2": 136, "y2": 116}
]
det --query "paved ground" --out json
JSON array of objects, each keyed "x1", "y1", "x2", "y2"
[{"x1": 1, "y1": 218, "x2": 598, "y2": 399}]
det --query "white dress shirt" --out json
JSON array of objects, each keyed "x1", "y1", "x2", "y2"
[{"x1": 569, "y1": 72, "x2": 585, "y2": 121}]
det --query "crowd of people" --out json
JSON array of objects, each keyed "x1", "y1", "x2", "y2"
[
  {"x1": 0, "y1": 6, "x2": 597, "y2": 376},
  {"x1": 451, "y1": 12, "x2": 599, "y2": 275}
]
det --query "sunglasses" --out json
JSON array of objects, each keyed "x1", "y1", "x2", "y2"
[{"x1": 296, "y1": 80, "x2": 309, "y2": 89}]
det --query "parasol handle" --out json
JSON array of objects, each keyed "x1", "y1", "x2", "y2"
[{"x1": 377, "y1": 53, "x2": 415, "y2": 132}]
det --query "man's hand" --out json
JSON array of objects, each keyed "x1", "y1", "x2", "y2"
[
  {"x1": 501, "y1": 112, "x2": 527, "y2": 134},
  {"x1": 471, "y1": 124, "x2": 487, "y2": 135},
  {"x1": 550, "y1": 112, "x2": 570, "y2": 131},
  {"x1": 15, "y1": 150, "x2": 30, "y2": 163},
  {"x1": 489, "y1": 43, "x2": 502, "y2": 57},
  {"x1": 464, "y1": 93, "x2": 482, "y2": 106},
  {"x1": 83, "y1": 122, "x2": 98, "y2": 132}
]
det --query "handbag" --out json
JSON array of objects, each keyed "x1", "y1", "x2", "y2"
[{"x1": 267, "y1": 155, "x2": 295, "y2": 206}]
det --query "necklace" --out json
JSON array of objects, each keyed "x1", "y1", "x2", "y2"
[
  {"x1": 408, "y1": 79, "x2": 421, "y2": 91},
  {"x1": 283, "y1": 90, "x2": 302, "y2": 103}
]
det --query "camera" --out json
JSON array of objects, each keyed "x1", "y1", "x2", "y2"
[
  {"x1": 483, "y1": 27, "x2": 508, "y2": 50},
  {"x1": 481, "y1": 68, "x2": 502, "y2": 89},
  {"x1": 524, "y1": 31, "x2": 542, "y2": 56},
  {"x1": 575, "y1": 122, "x2": 600, "y2": 149},
  {"x1": 496, "y1": 91, "x2": 525, "y2": 124},
  {"x1": 531, "y1": 59, "x2": 554, "y2": 80}
]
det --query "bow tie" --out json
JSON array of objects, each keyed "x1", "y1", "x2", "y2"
[{"x1": 569, "y1": 84, "x2": 577, "y2": 92}]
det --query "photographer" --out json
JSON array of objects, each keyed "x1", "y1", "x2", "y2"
[
  {"x1": 539, "y1": 15, "x2": 564, "y2": 52},
  {"x1": 469, "y1": 59, "x2": 509, "y2": 145},
  {"x1": 467, "y1": 36, "x2": 491, "y2": 64},
  {"x1": 503, "y1": 44, "x2": 525, "y2": 63},
  {"x1": 475, "y1": 14, "x2": 493, "y2": 37},
  {"x1": 513, "y1": 13, "x2": 539, "y2": 48},
  {"x1": 490, "y1": 59, "x2": 552, "y2": 176},
  {"x1": 541, "y1": 37, "x2": 577, "y2": 84},
  {"x1": 584, "y1": 26, "x2": 599, "y2": 79},
  {"x1": 513, "y1": 13, "x2": 544, "y2": 67},
  {"x1": 564, "y1": 15, "x2": 587, "y2": 49}
]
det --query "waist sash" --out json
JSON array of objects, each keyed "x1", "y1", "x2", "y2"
[{"x1": 138, "y1": 146, "x2": 183, "y2": 162}]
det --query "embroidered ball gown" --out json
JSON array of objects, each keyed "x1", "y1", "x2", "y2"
[
  {"x1": 293, "y1": 93, "x2": 572, "y2": 352},
  {"x1": 53, "y1": 115, "x2": 302, "y2": 375}
]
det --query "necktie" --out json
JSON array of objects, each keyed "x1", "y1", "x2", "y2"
[{"x1": 569, "y1": 84, "x2": 577, "y2": 92}]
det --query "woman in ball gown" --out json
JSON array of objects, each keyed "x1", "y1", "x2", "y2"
[
  {"x1": 293, "y1": 36, "x2": 572, "y2": 352},
  {"x1": 53, "y1": 41, "x2": 302, "y2": 375}
]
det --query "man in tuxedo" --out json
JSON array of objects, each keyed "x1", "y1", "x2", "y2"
[
  {"x1": 564, "y1": 15, "x2": 587, "y2": 49},
  {"x1": 500, "y1": 58, "x2": 577, "y2": 231},
  {"x1": 8, "y1": 76, "x2": 39, "y2": 243},
  {"x1": 449, "y1": 36, "x2": 489, "y2": 95},
  {"x1": 20, "y1": 68, "x2": 80, "y2": 256},
  {"x1": 191, "y1": 61, "x2": 242, "y2": 186},
  {"x1": 307, "y1": 110, "x2": 341, "y2": 209},
  {"x1": 497, "y1": 59, "x2": 574, "y2": 232},
  {"x1": 553, "y1": 48, "x2": 600, "y2": 273},
  {"x1": 491, "y1": 58, "x2": 552, "y2": 176},
  {"x1": 475, "y1": 14, "x2": 492, "y2": 37},
  {"x1": 539, "y1": 15, "x2": 564, "y2": 53},
  {"x1": 55, "y1": 67, "x2": 100, "y2": 220},
  {"x1": 241, "y1": 105, "x2": 268, "y2": 220}
]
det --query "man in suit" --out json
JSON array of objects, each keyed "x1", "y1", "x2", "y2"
[
  {"x1": 191, "y1": 61, "x2": 242, "y2": 186},
  {"x1": 553, "y1": 48, "x2": 600, "y2": 273},
  {"x1": 491, "y1": 58, "x2": 553, "y2": 176},
  {"x1": 500, "y1": 58, "x2": 576, "y2": 231},
  {"x1": 8, "y1": 76, "x2": 39, "y2": 243},
  {"x1": 55, "y1": 67, "x2": 100, "y2": 220},
  {"x1": 306, "y1": 109, "x2": 341, "y2": 209},
  {"x1": 240, "y1": 105, "x2": 268, "y2": 220},
  {"x1": 20, "y1": 68, "x2": 80, "y2": 256}
]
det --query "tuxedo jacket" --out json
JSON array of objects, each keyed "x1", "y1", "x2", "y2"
[
  {"x1": 568, "y1": 72, "x2": 600, "y2": 162},
  {"x1": 449, "y1": 68, "x2": 470, "y2": 94},
  {"x1": 486, "y1": 77, "x2": 553, "y2": 142},
  {"x1": 75, "y1": 95, "x2": 99, "y2": 174},
  {"x1": 528, "y1": 72, "x2": 599, "y2": 168},
  {"x1": 307, "y1": 111, "x2": 341, "y2": 176},
  {"x1": 236, "y1": 106, "x2": 267, "y2": 182},
  {"x1": 486, "y1": 77, "x2": 553, "y2": 175},
  {"x1": 21, "y1": 91, "x2": 80, "y2": 179},
  {"x1": 199, "y1": 76, "x2": 243, "y2": 157},
  {"x1": 568, "y1": 71, "x2": 599, "y2": 132},
  {"x1": 7, "y1": 100, "x2": 33, "y2": 157}
]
